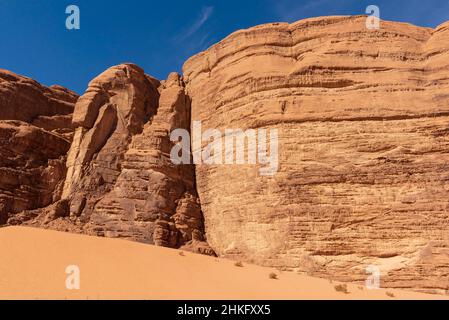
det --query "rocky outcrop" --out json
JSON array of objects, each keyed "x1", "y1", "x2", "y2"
[
  {"x1": 31, "y1": 64, "x2": 213, "y2": 254},
  {"x1": 2, "y1": 15, "x2": 449, "y2": 293},
  {"x1": 0, "y1": 69, "x2": 78, "y2": 223},
  {"x1": 183, "y1": 16, "x2": 449, "y2": 293},
  {"x1": 0, "y1": 70, "x2": 78, "y2": 137}
]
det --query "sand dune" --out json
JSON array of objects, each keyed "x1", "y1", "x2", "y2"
[{"x1": 0, "y1": 227, "x2": 445, "y2": 300}]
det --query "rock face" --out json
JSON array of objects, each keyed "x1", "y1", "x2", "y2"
[
  {"x1": 36, "y1": 64, "x2": 213, "y2": 254},
  {"x1": 2, "y1": 15, "x2": 449, "y2": 293},
  {"x1": 0, "y1": 69, "x2": 78, "y2": 224},
  {"x1": 183, "y1": 16, "x2": 449, "y2": 292}
]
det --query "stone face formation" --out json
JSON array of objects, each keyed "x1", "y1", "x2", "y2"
[{"x1": 2, "y1": 16, "x2": 449, "y2": 293}]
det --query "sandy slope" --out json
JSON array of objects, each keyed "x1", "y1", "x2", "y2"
[{"x1": 0, "y1": 227, "x2": 445, "y2": 300}]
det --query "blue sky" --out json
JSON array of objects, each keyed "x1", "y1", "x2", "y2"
[{"x1": 1, "y1": 0, "x2": 448, "y2": 94}]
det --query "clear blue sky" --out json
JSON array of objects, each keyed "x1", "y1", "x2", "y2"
[{"x1": 1, "y1": 0, "x2": 448, "y2": 94}]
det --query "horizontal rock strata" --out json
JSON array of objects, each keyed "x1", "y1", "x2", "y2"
[
  {"x1": 0, "y1": 69, "x2": 78, "y2": 224},
  {"x1": 2, "y1": 15, "x2": 449, "y2": 293},
  {"x1": 183, "y1": 16, "x2": 449, "y2": 293}
]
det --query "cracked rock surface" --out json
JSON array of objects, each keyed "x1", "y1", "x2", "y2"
[{"x1": 2, "y1": 16, "x2": 449, "y2": 292}]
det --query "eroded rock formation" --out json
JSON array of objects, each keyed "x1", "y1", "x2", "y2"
[
  {"x1": 0, "y1": 69, "x2": 78, "y2": 224},
  {"x1": 183, "y1": 16, "x2": 449, "y2": 293},
  {"x1": 21, "y1": 64, "x2": 213, "y2": 254},
  {"x1": 2, "y1": 15, "x2": 449, "y2": 292}
]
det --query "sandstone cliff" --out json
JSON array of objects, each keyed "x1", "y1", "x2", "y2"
[
  {"x1": 183, "y1": 16, "x2": 449, "y2": 293},
  {"x1": 19, "y1": 64, "x2": 213, "y2": 255},
  {"x1": 1, "y1": 15, "x2": 449, "y2": 293},
  {"x1": 0, "y1": 69, "x2": 78, "y2": 224}
]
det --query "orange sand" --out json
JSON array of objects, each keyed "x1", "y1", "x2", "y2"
[{"x1": 0, "y1": 227, "x2": 445, "y2": 300}]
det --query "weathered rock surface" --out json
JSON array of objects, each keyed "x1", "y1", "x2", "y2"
[
  {"x1": 0, "y1": 69, "x2": 78, "y2": 223},
  {"x1": 2, "y1": 15, "x2": 449, "y2": 293},
  {"x1": 30, "y1": 64, "x2": 213, "y2": 254},
  {"x1": 0, "y1": 70, "x2": 78, "y2": 137},
  {"x1": 183, "y1": 16, "x2": 449, "y2": 293}
]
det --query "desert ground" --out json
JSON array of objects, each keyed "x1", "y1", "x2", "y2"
[{"x1": 0, "y1": 227, "x2": 445, "y2": 300}]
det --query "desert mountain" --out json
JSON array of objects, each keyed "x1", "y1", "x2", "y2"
[{"x1": 1, "y1": 16, "x2": 449, "y2": 293}]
